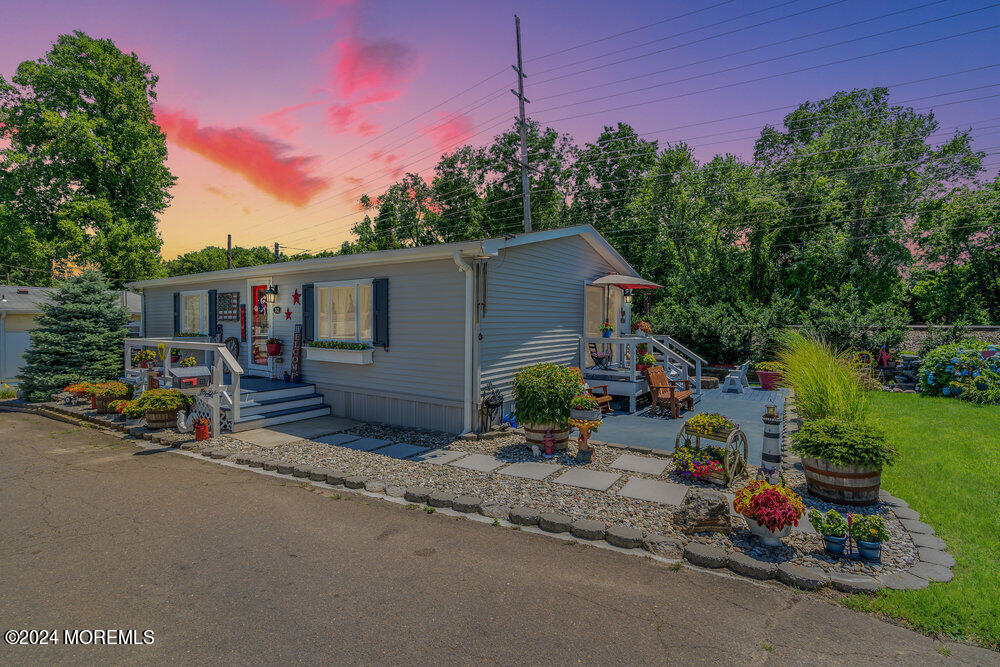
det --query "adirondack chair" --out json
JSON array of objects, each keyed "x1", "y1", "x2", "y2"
[
  {"x1": 646, "y1": 367, "x2": 694, "y2": 418},
  {"x1": 722, "y1": 361, "x2": 751, "y2": 394},
  {"x1": 570, "y1": 367, "x2": 613, "y2": 414}
]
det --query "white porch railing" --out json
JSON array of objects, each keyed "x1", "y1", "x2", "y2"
[
  {"x1": 649, "y1": 334, "x2": 705, "y2": 394},
  {"x1": 579, "y1": 334, "x2": 705, "y2": 393},
  {"x1": 124, "y1": 337, "x2": 243, "y2": 434}
]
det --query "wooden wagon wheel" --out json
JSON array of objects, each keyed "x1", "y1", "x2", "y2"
[
  {"x1": 674, "y1": 422, "x2": 696, "y2": 450},
  {"x1": 722, "y1": 428, "x2": 749, "y2": 484}
]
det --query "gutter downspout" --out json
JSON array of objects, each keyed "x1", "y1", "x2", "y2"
[
  {"x1": 0, "y1": 311, "x2": 6, "y2": 384},
  {"x1": 453, "y1": 251, "x2": 474, "y2": 435}
]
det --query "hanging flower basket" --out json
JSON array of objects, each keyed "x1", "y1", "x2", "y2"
[{"x1": 266, "y1": 337, "x2": 282, "y2": 356}]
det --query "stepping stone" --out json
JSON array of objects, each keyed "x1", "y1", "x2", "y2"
[
  {"x1": 900, "y1": 519, "x2": 935, "y2": 534},
  {"x1": 880, "y1": 571, "x2": 929, "y2": 591},
  {"x1": 684, "y1": 542, "x2": 727, "y2": 568},
  {"x1": 610, "y1": 453, "x2": 668, "y2": 476},
  {"x1": 497, "y1": 462, "x2": 562, "y2": 480},
  {"x1": 412, "y1": 449, "x2": 467, "y2": 465},
  {"x1": 312, "y1": 433, "x2": 361, "y2": 447},
  {"x1": 510, "y1": 506, "x2": 540, "y2": 525},
  {"x1": 552, "y1": 468, "x2": 621, "y2": 491},
  {"x1": 918, "y1": 548, "x2": 955, "y2": 567},
  {"x1": 892, "y1": 506, "x2": 920, "y2": 521},
  {"x1": 342, "y1": 437, "x2": 393, "y2": 452},
  {"x1": 538, "y1": 512, "x2": 573, "y2": 533},
  {"x1": 618, "y1": 478, "x2": 688, "y2": 506},
  {"x1": 449, "y1": 453, "x2": 505, "y2": 473},
  {"x1": 453, "y1": 495, "x2": 482, "y2": 513},
  {"x1": 910, "y1": 532, "x2": 947, "y2": 550},
  {"x1": 374, "y1": 442, "x2": 430, "y2": 459},
  {"x1": 427, "y1": 491, "x2": 456, "y2": 508}
]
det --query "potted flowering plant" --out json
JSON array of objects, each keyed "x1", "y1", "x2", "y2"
[
  {"x1": 178, "y1": 356, "x2": 197, "y2": 367},
  {"x1": 733, "y1": 480, "x2": 804, "y2": 546},
  {"x1": 133, "y1": 349, "x2": 156, "y2": 369},
  {"x1": 686, "y1": 412, "x2": 736, "y2": 437},
  {"x1": 632, "y1": 320, "x2": 652, "y2": 335},
  {"x1": 107, "y1": 399, "x2": 130, "y2": 420},
  {"x1": 569, "y1": 393, "x2": 602, "y2": 422},
  {"x1": 808, "y1": 508, "x2": 849, "y2": 556},
  {"x1": 848, "y1": 514, "x2": 889, "y2": 561},
  {"x1": 673, "y1": 443, "x2": 726, "y2": 485},
  {"x1": 266, "y1": 337, "x2": 282, "y2": 356},
  {"x1": 636, "y1": 353, "x2": 656, "y2": 373},
  {"x1": 115, "y1": 399, "x2": 146, "y2": 425},
  {"x1": 600, "y1": 320, "x2": 614, "y2": 338},
  {"x1": 91, "y1": 381, "x2": 133, "y2": 414},
  {"x1": 170, "y1": 347, "x2": 181, "y2": 364},
  {"x1": 193, "y1": 416, "x2": 211, "y2": 441},
  {"x1": 755, "y1": 361, "x2": 784, "y2": 391}
]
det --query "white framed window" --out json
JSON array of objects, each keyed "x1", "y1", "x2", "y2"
[
  {"x1": 315, "y1": 280, "x2": 373, "y2": 342},
  {"x1": 180, "y1": 290, "x2": 208, "y2": 334}
]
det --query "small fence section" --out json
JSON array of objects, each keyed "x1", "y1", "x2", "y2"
[{"x1": 124, "y1": 337, "x2": 244, "y2": 435}]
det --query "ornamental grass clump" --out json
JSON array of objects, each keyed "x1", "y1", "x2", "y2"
[
  {"x1": 791, "y1": 417, "x2": 896, "y2": 468},
  {"x1": 777, "y1": 332, "x2": 870, "y2": 423},
  {"x1": 512, "y1": 363, "x2": 581, "y2": 427},
  {"x1": 733, "y1": 480, "x2": 804, "y2": 533}
]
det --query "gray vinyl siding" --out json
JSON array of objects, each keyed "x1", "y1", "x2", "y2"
[
  {"x1": 478, "y1": 235, "x2": 618, "y2": 410},
  {"x1": 141, "y1": 258, "x2": 466, "y2": 433}
]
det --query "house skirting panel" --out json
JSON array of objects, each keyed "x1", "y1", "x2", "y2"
[{"x1": 315, "y1": 384, "x2": 464, "y2": 435}]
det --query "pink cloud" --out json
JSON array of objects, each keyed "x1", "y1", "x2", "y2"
[
  {"x1": 156, "y1": 107, "x2": 329, "y2": 206},
  {"x1": 419, "y1": 112, "x2": 475, "y2": 152},
  {"x1": 258, "y1": 100, "x2": 326, "y2": 138}
]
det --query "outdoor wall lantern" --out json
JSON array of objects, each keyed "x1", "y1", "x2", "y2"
[
  {"x1": 264, "y1": 285, "x2": 279, "y2": 303},
  {"x1": 623, "y1": 288, "x2": 632, "y2": 304}
]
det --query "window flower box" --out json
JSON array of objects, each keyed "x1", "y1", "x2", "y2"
[{"x1": 305, "y1": 343, "x2": 374, "y2": 365}]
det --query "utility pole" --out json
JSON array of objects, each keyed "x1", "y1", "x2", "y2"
[
  {"x1": 227, "y1": 234, "x2": 232, "y2": 269},
  {"x1": 273, "y1": 242, "x2": 280, "y2": 263},
  {"x1": 511, "y1": 14, "x2": 532, "y2": 233}
]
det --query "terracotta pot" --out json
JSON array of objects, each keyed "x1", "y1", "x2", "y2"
[
  {"x1": 145, "y1": 408, "x2": 178, "y2": 430},
  {"x1": 170, "y1": 355, "x2": 180, "y2": 364},
  {"x1": 756, "y1": 370, "x2": 782, "y2": 390},
  {"x1": 801, "y1": 456, "x2": 881, "y2": 506},
  {"x1": 194, "y1": 421, "x2": 211, "y2": 441},
  {"x1": 266, "y1": 342, "x2": 282, "y2": 356}
]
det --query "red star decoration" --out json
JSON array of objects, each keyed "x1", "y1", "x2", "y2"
[
  {"x1": 292, "y1": 289, "x2": 301, "y2": 305},
  {"x1": 285, "y1": 308, "x2": 292, "y2": 320}
]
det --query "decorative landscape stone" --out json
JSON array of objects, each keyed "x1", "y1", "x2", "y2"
[
  {"x1": 427, "y1": 490, "x2": 456, "y2": 508},
  {"x1": 606, "y1": 525, "x2": 643, "y2": 549},
  {"x1": 570, "y1": 519, "x2": 607, "y2": 541},
  {"x1": 324, "y1": 470, "x2": 347, "y2": 486},
  {"x1": 479, "y1": 503, "x2": 511, "y2": 521},
  {"x1": 909, "y1": 532, "x2": 947, "y2": 550},
  {"x1": 880, "y1": 571, "x2": 929, "y2": 591},
  {"x1": 452, "y1": 495, "x2": 482, "y2": 514},
  {"x1": 509, "y1": 506, "x2": 540, "y2": 525},
  {"x1": 726, "y1": 552, "x2": 776, "y2": 580},
  {"x1": 900, "y1": 519, "x2": 935, "y2": 534},
  {"x1": 364, "y1": 480, "x2": 386, "y2": 493},
  {"x1": 538, "y1": 512, "x2": 573, "y2": 533},
  {"x1": 829, "y1": 573, "x2": 880, "y2": 593},
  {"x1": 209, "y1": 450, "x2": 228, "y2": 460},
  {"x1": 683, "y1": 542, "x2": 728, "y2": 568},
  {"x1": 643, "y1": 533, "x2": 684, "y2": 558},
  {"x1": 672, "y1": 488, "x2": 734, "y2": 533},
  {"x1": 917, "y1": 548, "x2": 955, "y2": 567},
  {"x1": 908, "y1": 561, "x2": 954, "y2": 583},
  {"x1": 276, "y1": 463, "x2": 294, "y2": 475},
  {"x1": 292, "y1": 464, "x2": 312, "y2": 478},
  {"x1": 776, "y1": 563, "x2": 830, "y2": 590},
  {"x1": 891, "y1": 506, "x2": 920, "y2": 521},
  {"x1": 404, "y1": 486, "x2": 431, "y2": 503},
  {"x1": 344, "y1": 475, "x2": 367, "y2": 489},
  {"x1": 385, "y1": 485, "x2": 406, "y2": 498},
  {"x1": 308, "y1": 467, "x2": 330, "y2": 481}
]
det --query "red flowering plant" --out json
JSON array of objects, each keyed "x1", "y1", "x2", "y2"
[{"x1": 733, "y1": 480, "x2": 804, "y2": 532}]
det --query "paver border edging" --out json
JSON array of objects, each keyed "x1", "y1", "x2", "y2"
[{"x1": 29, "y1": 401, "x2": 957, "y2": 595}]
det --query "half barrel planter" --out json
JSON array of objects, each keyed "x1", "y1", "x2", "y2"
[
  {"x1": 94, "y1": 395, "x2": 118, "y2": 415},
  {"x1": 523, "y1": 421, "x2": 571, "y2": 451},
  {"x1": 145, "y1": 409, "x2": 179, "y2": 430},
  {"x1": 801, "y1": 456, "x2": 881, "y2": 506}
]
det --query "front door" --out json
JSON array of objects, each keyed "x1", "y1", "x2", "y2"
[{"x1": 249, "y1": 283, "x2": 271, "y2": 372}]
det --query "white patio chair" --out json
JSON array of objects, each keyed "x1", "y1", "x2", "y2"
[{"x1": 722, "y1": 361, "x2": 751, "y2": 394}]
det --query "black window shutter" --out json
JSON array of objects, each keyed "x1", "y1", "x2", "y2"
[
  {"x1": 173, "y1": 292, "x2": 180, "y2": 334},
  {"x1": 208, "y1": 289, "x2": 218, "y2": 336},
  {"x1": 302, "y1": 283, "x2": 314, "y2": 342},
  {"x1": 372, "y1": 278, "x2": 389, "y2": 349}
]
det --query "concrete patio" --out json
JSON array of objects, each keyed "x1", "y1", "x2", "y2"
[{"x1": 590, "y1": 386, "x2": 787, "y2": 466}]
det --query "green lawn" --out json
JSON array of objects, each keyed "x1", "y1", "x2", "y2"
[{"x1": 843, "y1": 393, "x2": 999, "y2": 649}]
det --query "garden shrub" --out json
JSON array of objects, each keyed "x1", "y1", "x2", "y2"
[
  {"x1": 650, "y1": 299, "x2": 790, "y2": 364},
  {"x1": 777, "y1": 332, "x2": 871, "y2": 422},
  {"x1": 511, "y1": 363, "x2": 580, "y2": 427},
  {"x1": 918, "y1": 341, "x2": 1000, "y2": 404},
  {"x1": 799, "y1": 297, "x2": 908, "y2": 354},
  {"x1": 791, "y1": 417, "x2": 896, "y2": 468}
]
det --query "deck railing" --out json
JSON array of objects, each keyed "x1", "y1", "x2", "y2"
[
  {"x1": 649, "y1": 335, "x2": 703, "y2": 394},
  {"x1": 579, "y1": 334, "x2": 702, "y2": 394},
  {"x1": 124, "y1": 337, "x2": 244, "y2": 433}
]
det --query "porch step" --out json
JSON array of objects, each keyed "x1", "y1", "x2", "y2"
[
  {"x1": 235, "y1": 393, "x2": 325, "y2": 417},
  {"x1": 235, "y1": 384, "x2": 316, "y2": 402},
  {"x1": 232, "y1": 404, "x2": 332, "y2": 431}
]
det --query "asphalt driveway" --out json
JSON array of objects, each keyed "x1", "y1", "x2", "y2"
[{"x1": 0, "y1": 411, "x2": 991, "y2": 665}]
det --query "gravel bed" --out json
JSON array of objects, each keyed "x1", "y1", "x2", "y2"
[{"x1": 197, "y1": 422, "x2": 917, "y2": 577}]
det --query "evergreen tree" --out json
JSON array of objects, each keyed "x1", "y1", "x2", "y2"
[{"x1": 20, "y1": 271, "x2": 129, "y2": 402}]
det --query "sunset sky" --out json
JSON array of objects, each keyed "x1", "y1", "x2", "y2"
[{"x1": 3, "y1": 0, "x2": 998, "y2": 258}]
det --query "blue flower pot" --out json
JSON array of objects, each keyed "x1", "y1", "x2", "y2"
[
  {"x1": 823, "y1": 534, "x2": 847, "y2": 556},
  {"x1": 857, "y1": 539, "x2": 882, "y2": 562},
  {"x1": 602, "y1": 330, "x2": 612, "y2": 338}
]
